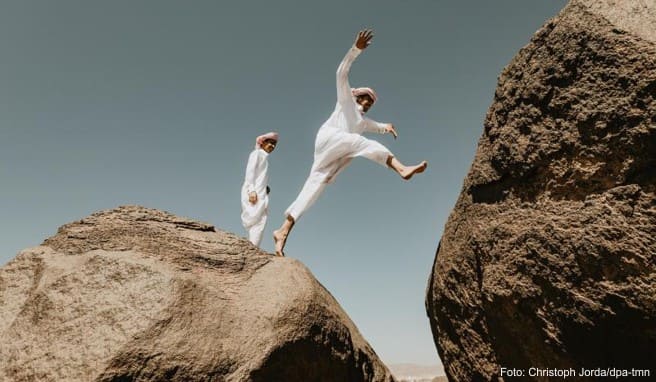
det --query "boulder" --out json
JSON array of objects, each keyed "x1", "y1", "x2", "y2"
[
  {"x1": 426, "y1": 1, "x2": 656, "y2": 380},
  {"x1": 0, "y1": 205, "x2": 395, "y2": 382}
]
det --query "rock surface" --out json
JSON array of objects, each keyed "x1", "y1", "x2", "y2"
[
  {"x1": 0, "y1": 205, "x2": 395, "y2": 382},
  {"x1": 426, "y1": 0, "x2": 656, "y2": 380}
]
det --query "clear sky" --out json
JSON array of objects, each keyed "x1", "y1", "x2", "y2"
[{"x1": 1, "y1": 0, "x2": 567, "y2": 366}]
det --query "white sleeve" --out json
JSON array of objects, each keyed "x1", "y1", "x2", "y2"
[
  {"x1": 244, "y1": 151, "x2": 260, "y2": 194},
  {"x1": 362, "y1": 118, "x2": 388, "y2": 134},
  {"x1": 336, "y1": 45, "x2": 362, "y2": 113}
]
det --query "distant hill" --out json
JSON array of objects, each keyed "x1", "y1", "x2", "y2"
[{"x1": 388, "y1": 363, "x2": 446, "y2": 382}]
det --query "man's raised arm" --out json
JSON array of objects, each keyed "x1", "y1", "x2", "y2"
[{"x1": 336, "y1": 29, "x2": 373, "y2": 107}]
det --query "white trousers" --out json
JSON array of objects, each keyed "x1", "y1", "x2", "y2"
[
  {"x1": 286, "y1": 131, "x2": 391, "y2": 221},
  {"x1": 247, "y1": 214, "x2": 267, "y2": 246}
]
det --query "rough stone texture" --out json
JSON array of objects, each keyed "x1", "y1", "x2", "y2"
[
  {"x1": 426, "y1": 1, "x2": 656, "y2": 381},
  {"x1": 0, "y1": 205, "x2": 395, "y2": 382}
]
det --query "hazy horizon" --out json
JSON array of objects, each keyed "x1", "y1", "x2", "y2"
[{"x1": 1, "y1": 0, "x2": 568, "y2": 366}]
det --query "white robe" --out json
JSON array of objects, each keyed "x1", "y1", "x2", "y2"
[
  {"x1": 241, "y1": 148, "x2": 270, "y2": 246},
  {"x1": 285, "y1": 45, "x2": 392, "y2": 221}
]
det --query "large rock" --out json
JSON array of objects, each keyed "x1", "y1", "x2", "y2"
[
  {"x1": 0, "y1": 206, "x2": 395, "y2": 382},
  {"x1": 426, "y1": 1, "x2": 656, "y2": 380}
]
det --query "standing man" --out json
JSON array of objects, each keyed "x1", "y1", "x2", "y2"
[
  {"x1": 273, "y1": 29, "x2": 427, "y2": 256},
  {"x1": 241, "y1": 132, "x2": 278, "y2": 247}
]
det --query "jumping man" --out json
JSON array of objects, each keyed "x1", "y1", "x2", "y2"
[{"x1": 273, "y1": 29, "x2": 427, "y2": 256}]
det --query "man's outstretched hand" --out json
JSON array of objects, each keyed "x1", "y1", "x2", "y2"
[
  {"x1": 385, "y1": 124, "x2": 398, "y2": 139},
  {"x1": 355, "y1": 29, "x2": 373, "y2": 50}
]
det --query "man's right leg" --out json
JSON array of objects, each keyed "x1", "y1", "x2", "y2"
[
  {"x1": 274, "y1": 172, "x2": 327, "y2": 256},
  {"x1": 273, "y1": 215, "x2": 294, "y2": 257}
]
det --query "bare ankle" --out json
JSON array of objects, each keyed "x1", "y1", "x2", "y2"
[{"x1": 274, "y1": 229, "x2": 286, "y2": 238}]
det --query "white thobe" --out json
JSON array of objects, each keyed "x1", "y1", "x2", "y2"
[
  {"x1": 285, "y1": 45, "x2": 392, "y2": 221},
  {"x1": 241, "y1": 148, "x2": 270, "y2": 246}
]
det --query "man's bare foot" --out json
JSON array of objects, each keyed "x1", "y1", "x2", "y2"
[
  {"x1": 401, "y1": 161, "x2": 428, "y2": 180},
  {"x1": 273, "y1": 229, "x2": 287, "y2": 257}
]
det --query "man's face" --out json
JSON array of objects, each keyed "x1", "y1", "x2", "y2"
[
  {"x1": 262, "y1": 139, "x2": 277, "y2": 153},
  {"x1": 356, "y1": 94, "x2": 374, "y2": 113}
]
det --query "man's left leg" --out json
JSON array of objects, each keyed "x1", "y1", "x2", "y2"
[
  {"x1": 248, "y1": 214, "x2": 267, "y2": 247},
  {"x1": 348, "y1": 134, "x2": 427, "y2": 179}
]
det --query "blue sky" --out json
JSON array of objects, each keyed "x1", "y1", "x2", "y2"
[{"x1": 1, "y1": 0, "x2": 567, "y2": 366}]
